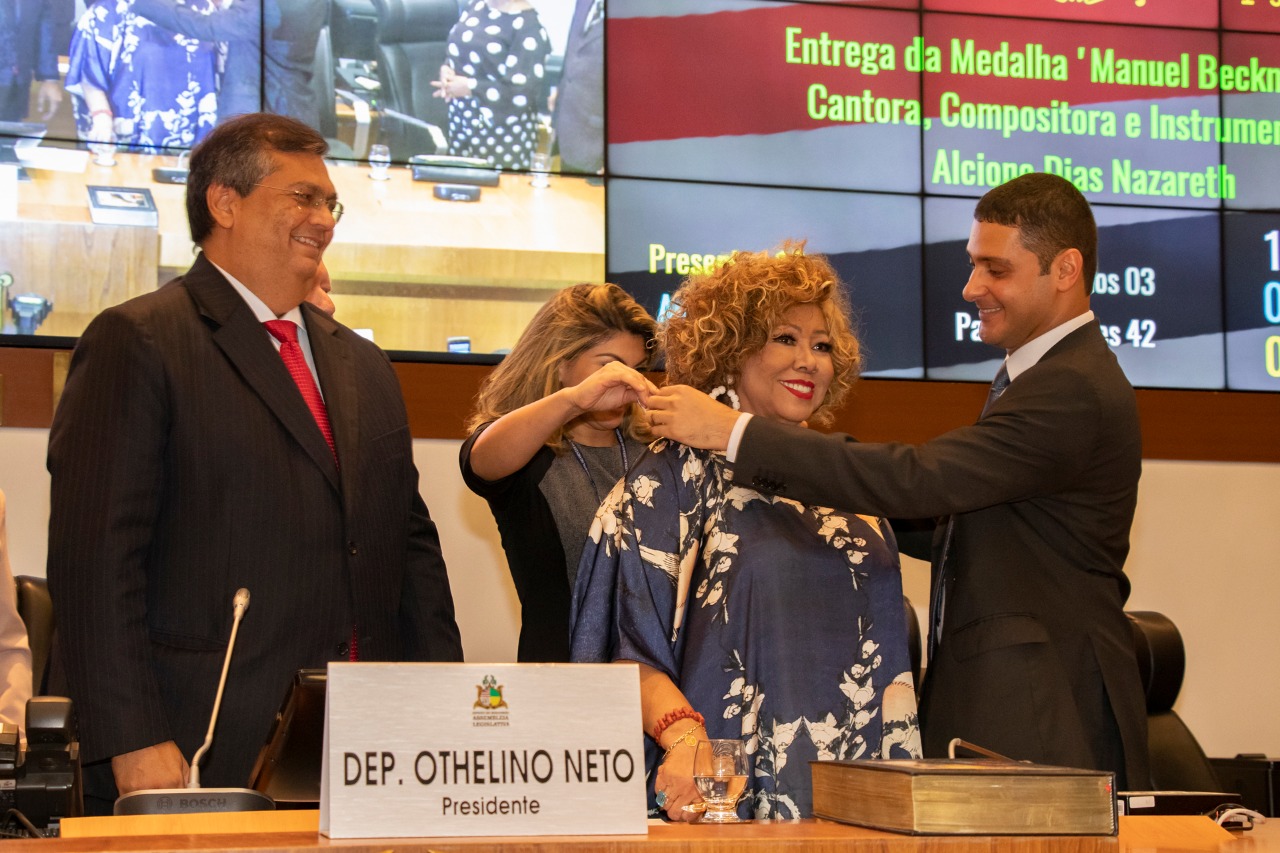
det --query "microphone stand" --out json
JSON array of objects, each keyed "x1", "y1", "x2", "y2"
[{"x1": 114, "y1": 589, "x2": 275, "y2": 815}]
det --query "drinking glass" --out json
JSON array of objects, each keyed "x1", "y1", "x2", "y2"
[
  {"x1": 368, "y1": 144, "x2": 391, "y2": 181},
  {"x1": 529, "y1": 151, "x2": 552, "y2": 187},
  {"x1": 88, "y1": 136, "x2": 118, "y2": 168},
  {"x1": 529, "y1": 113, "x2": 555, "y2": 188},
  {"x1": 692, "y1": 739, "x2": 748, "y2": 823}
]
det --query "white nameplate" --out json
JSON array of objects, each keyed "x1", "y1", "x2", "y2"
[{"x1": 319, "y1": 663, "x2": 646, "y2": 839}]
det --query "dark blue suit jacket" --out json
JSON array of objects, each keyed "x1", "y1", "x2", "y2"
[
  {"x1": 554, "y1": 0, "x2": 604, "y2": 174},
  {"x1": 1, "y1": 0, "x2": 71, "y2": 120}
]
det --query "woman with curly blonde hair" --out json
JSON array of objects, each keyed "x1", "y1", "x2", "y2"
[
  {"x1": 461, "y1": 283, "x2": 658, "y2": 662},
  {"x1": 572, "y1": 243, "x2": 921, "y2": 820}
]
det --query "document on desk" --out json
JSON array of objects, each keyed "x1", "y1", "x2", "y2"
[{"x1": 320, "y1": 662, "x2": 647, "y2": 839}]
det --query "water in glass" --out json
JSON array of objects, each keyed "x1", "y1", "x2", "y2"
[{"x1": 692, "y1": 739, "x2": 747, "y2": 823}]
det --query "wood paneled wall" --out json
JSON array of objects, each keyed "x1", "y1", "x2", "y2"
[{"x1": 1, "y1": 347, "x2": 1275, "y2": 462}]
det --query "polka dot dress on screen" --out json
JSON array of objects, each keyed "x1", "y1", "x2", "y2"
[{"x1": 445, "y1": 0, "x2": 551, "y2": 170}]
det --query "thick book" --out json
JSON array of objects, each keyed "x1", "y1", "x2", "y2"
[
  {"x1": 810, "y1": 759, "x2": 1118, "y2": 836},
  {"x1": 86, "y1": 185, "x2": 159, "y2": 226}
]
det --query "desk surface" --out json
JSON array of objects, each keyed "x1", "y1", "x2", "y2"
[
  {"x1": 18, "y1": 149, "x2": 604, "y2": 288},
  {"x1": 8, "y1": 148, "x2": 604, "y2": 349},
  {"x1": 13, "y1": 814, "x2": 1274, "y2": 853}
]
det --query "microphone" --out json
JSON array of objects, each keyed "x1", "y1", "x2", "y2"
[
  {"x1": 114, "y1": 588, "x2": 275, "y2": 815},
  {"x1": 188, "y1": 588, "x2": 250, "y2": 789}
]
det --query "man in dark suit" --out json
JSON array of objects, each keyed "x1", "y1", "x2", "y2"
[
  {"x1": 47, "y1": 113, "x2": 462, "y2": 808},
  {"x1": 554, "y1": 0, "x2": 604, "y2": 174},
  {"x1": 0, "y1": 0, "x2": 71, "y2": 121},
  {"x1": 645, "y1": 173, "x2": 1149, "y2": 789},
  {"x1": 128, "y1": 0, "x2": 325, "y2": 129}
]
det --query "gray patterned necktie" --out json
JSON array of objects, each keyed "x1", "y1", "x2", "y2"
[{"x1": 980, "y1": 363, "x2": 1011, "y2": 419}]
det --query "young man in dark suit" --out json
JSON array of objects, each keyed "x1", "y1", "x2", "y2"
[
  {"x1": 645, "y1": 173, "x2": 1150, "y2": 789},
  {"x1": 554, "y1": 0, "x2": 605, "y2": 175},
  {"x1": 0, "y1": 0, "x2": 71, "y2": 122},
  {"x1": 47, "y1": 114, "x2": 462, "y2": 810}
]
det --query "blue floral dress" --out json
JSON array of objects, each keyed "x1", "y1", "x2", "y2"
[
  {"x1": 67, "y1": 0, "x2": 219, "y2": 151},
  {"x1": 571, "y1": 440, "x2": 922, "y2": 820}
]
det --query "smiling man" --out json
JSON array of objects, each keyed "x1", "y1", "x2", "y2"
[
  {"x1": 47, "y1": 114, "x2": 462, "y2": 812},
  {"x1": 646, "y1": 173, "x2": 1149, "y2": 789}
]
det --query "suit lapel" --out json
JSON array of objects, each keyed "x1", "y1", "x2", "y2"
[
  {"x1": 184, "y1": 255, "x2": 341, "y2": 493},
  {"x1": 305, "y1": 304, "x2": 360, "y2": 500}
]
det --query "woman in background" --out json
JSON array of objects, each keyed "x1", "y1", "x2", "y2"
[
  {"x1": 431, "y1": 0, "x2": 551, "y2": 170},
  {"x1": 572, "y1": 245, "x2": 922, "y2": 820},
  {"x1": 66, "y1": 0, "x2": 219, "y2": 152},
  {"x1": 461, "y1": 284, "x2": 657, "y2": 662}
]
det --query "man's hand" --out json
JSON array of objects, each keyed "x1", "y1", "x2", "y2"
[
  {"x1": 645, "y1": 385, "x2": 740, "y2": 452},
  {"x1": 35, "y1": 81, "x2": 63, "y2": 120},
  {"x1": 111, "y1": 741, "x2": 190, "y2": 795}
]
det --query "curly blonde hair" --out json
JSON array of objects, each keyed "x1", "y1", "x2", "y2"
[
  {"x1": 660, "y1": 241, "x2": 860, "y2": 426},
  {"x1": 467, "y1": 283, "x2": 658, "y2": 449}
]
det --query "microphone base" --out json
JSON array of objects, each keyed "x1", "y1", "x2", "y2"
[{"x1": 114, "y1": 787, "x2": 275, "y2": 815}]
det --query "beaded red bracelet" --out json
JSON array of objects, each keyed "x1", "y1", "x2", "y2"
[{"x1": 652, "y1": 707, "x2": 705, "y2": 741}]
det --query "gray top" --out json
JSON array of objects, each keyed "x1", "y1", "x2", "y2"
[{"x1": 541, "y1": 437, "x2": 643, "y2": 593}]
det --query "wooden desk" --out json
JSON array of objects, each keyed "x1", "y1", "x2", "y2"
[
  {"x1": 3, "y1": 149, "x2": 604, "y2": 350},
  {"x1": 14, "y1": 813, "x2": 1273, "y2": 853}
]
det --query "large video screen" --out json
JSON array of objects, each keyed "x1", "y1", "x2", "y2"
[
  {"x1": 0, "y1": 0, "x2": 601, "y2": 353},
  {"x1": 3, "y1": 0, "x2": 1280, "y2": 396},
  {"x1": 606, "y1": 0, "x2": 1280, "y2": 394}
]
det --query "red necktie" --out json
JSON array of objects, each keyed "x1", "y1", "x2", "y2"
[
  {"x1": 265, "y1": 320, "x2": 356, "y2": 659},
  {"x1": 263, "y1": 320, "x2": 338, "y2": 465}
]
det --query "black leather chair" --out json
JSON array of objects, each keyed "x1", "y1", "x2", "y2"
[
  {"x1": 331, "y1": 0, "x2": 379, "y2": 62},
  {"x1": 372, "y1": 0, "x2": 456, "y2": 159},
  {"x1": 310, "y1": 24, "x2": 365, "y2": 159},
  {"x1": 14, "y1": 575, "x2": 53, "y2": 695},
  {"x1": 1127, "y1": 610, "x2": 1222, "y2": 791},
  {"x1": 313, "y1": 24, "x2": 340, "y2": 142}
]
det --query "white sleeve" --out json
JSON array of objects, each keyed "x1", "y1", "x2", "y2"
[{"x1": 725, "y1": 413, "x2": 754, "y2": 463}]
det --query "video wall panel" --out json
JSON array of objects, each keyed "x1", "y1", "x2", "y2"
[
  {"x1": 923, "y1": 199, "x2": 1224, "y2": 387},
  {"x1": 923, "y1": 0, "x2": 1217, "y2": 30},
  {"x1": 1221, "y1": 30, "x2": 1280, "y2": 211},
  {"x1": 921, "y1": 14, "x2": 1222, "y2": 208},
  {"x1": 1223, "y1": 1, "x2": 1280, "y2": 35},
  {"x1": 606, "y1": 0, "x2": 1280, "y2": 394},
  {"x1": 607, "y1": 179, "x2": 923, "y2": 377},
  {"x1": 607, "y1": 1, "x2": 921, "y2": 193},
  {"x1": 1224, "y1": 212, "x2": 1280, "y2": 392}
]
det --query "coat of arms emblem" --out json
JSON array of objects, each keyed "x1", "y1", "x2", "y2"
[{"x1": 474, "y1": 674, "x2": 508, "y2": 710}]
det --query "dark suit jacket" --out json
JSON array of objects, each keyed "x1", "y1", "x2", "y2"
[
  {"x1": 0, "y1": 0, "x2": 71, "y2": 120},
  {"x1": 1, "y1": 0, "x2": 66, "y2": 84},
  {"x1": 47, "y1": 254, "x2": 461, "y2": 791},
  {"x1": 731, "y1": 322, "x2": 1149, "y2": 788},
  {"x1": 128, "y1": 0, "x2": 324, "y2": 128},
  {"x1": 554, "y1": 0, "x2": 603, "y2": 174}
]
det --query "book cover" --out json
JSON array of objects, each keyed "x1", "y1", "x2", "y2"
[
  {"x1": 810, "y1": 758, "x2": 1118, "y2": 836},
  {"x1": 86, "y1": 185, "x2": 159, "y2": 227}
]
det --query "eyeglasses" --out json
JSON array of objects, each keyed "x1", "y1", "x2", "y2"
[{"x1": 253, "y1": 183, "x2": 344, "y2": 223}]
